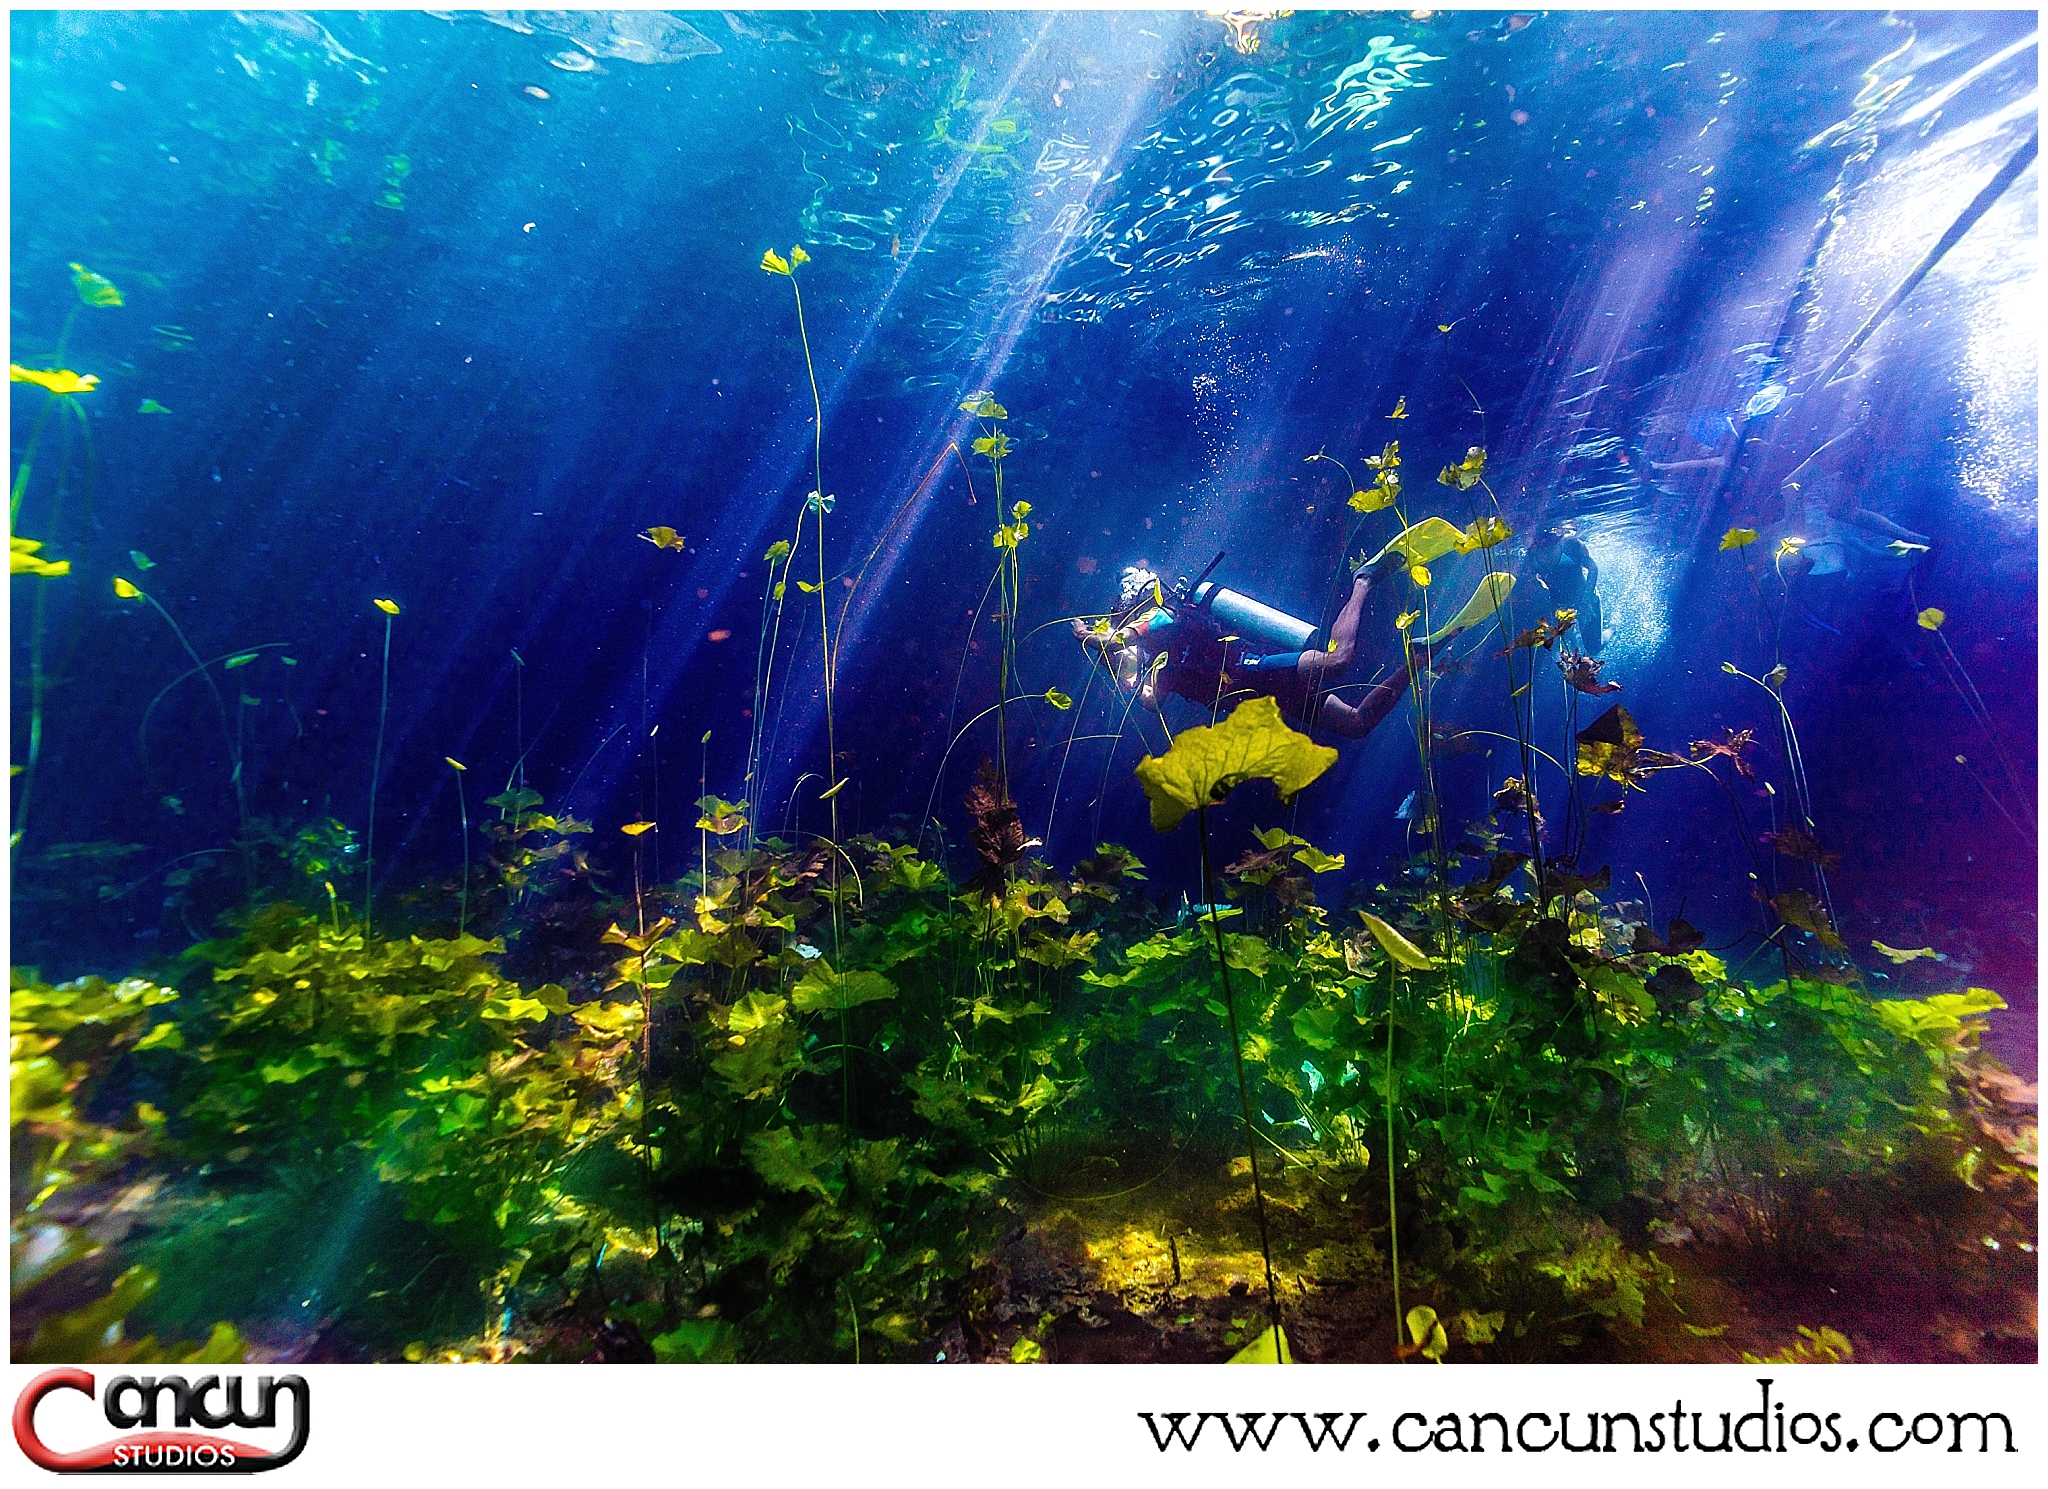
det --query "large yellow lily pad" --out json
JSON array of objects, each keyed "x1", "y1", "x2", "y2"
[{"x1": 1134, "y1": 696, "x2": 1337, "y2": 833}]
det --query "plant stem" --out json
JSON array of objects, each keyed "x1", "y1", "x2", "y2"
[
  {"x1": 453, "y1": 766, "x2": 469, "y2": 936},
  {"x1": 1197, "y1": 804, "x2": 1282, "y2": 1354},
  {"x1": 136, "y1": 588, "x2": 246, "y2": 833},
  {"x1": 1384, "y1": 959, "x2": 1402, "y2": 1355},
  {"x1": 365, "y1": 611, "x2": 394, "y2": 931},
  {"x1": 784, "y1": 258, "x2": 850, "y2": 1137}
]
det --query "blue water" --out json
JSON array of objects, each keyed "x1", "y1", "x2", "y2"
[{"x1": 10, "y1": 9, "x2": 2037, "y2": 1068}]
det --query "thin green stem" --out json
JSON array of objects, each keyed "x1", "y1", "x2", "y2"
[
  {"x1": 1197, "y1": 804, "x2": 1282, "y2": 1355},
  {"x1": 1385, "y1": 961, "x2": 1402, "y2": 1355},
  {"x1": 365, "y1": 612, "x2": 394, "y2": 930}
]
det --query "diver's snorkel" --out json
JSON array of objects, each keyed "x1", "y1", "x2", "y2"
[{"x1": 1173, "y1": 550, "x2": 1227, "y2": 604}]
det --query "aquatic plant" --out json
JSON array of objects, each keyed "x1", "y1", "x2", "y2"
[
  {"x1": 1908, "y1": 584, "x2": 2033, "y2": 848},
  {"x1": 363, "y1": 598, "x2": 401, "y2": 929},
  {"x1": 1134, "y1": 696, "x2": 1340, "y2": 1358},
  {"x1": 110, "y1": 575, "x2": 250, "y2": 839},
  {"x1": 446, "y1": 757, "x2": 471, "y2": 935}
]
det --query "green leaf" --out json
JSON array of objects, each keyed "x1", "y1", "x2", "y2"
[
  {"x1": 70, "y1": 262, "x2": 124, "y2": 308},
  {"x1": 133, "y1": 1021, "x2": 185, "y2": 1051},
  {"x1": 1720, "y1": 527, "x2": 1759, "y2": 551},
  {"x1": 1291, "y1": 844, "x2": 1345, "y2": 874},
  {"x1": 651, "y1": 1319, "x2": 741, "y2": 1364},
  {"x1": 1291, "y1": 1005, "x2": 1343, "y2": 1050},
  {"x1": 480, "y1": 995, "x2": 554, "y2": 1023},
  {"x1": 789, "y1": 962, "x2": 898, "y2": 1014},
  {"x1": 695, "y1": 796, "x2": 749, "y2": 835},
  {"x1": 745, "y1": 1125, "x2": 839, "y2": 1200},
  {"x1": 223, "y1": 652, "x2": 259, "y2": 669},
  {"x1": 1359, "y1": 912, "x2": 1434, "y2": 970},
  {"x1": 1222, "y1": 934, "x2": 1271, "y2": 979},
  {"x1": 1133, "y1": 696, "x2": 1337, "y2": 833},
  {"x1": 727, "y1": 991, "x2": 788, "y2": 1033},
  {"x1": 1044, "y1": 687, "x2": 1073, "y2": 710}
]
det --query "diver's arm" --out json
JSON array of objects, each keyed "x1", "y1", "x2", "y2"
[{"x1": 1562, "y1": 538, "x2": 1598, "y2": 588}]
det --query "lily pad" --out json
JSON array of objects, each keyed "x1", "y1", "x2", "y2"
[
  {"x1": 1359, "y1": 911, "x2": 1434, "y2": 970},
  {"x1": 1133, "y1": 696, "x2": 1336, "y2": 833},
  {"x1": 790, "y1": 962, "x2": 898, "y2": 1014}
]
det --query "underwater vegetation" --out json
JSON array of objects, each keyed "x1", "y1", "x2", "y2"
[{"x1": 9, "y1": 239, "x2": 2034, "y2": 1367}]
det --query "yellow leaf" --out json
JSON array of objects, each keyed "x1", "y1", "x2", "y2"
[
  {"x1": 759, "y1": 248, "x2": 791, "y2": 276},
  {"x1": 1360, "y1": 911, "x2": 1434, "y2": 970},
  {"x1": 1436, "y1": 446, "x2": 1487, "y2": 490},
  {"x1": 445, "y1": 757, "x2": 467, "y2": 771},
  {"x1": 113, "y1": 576, "x2": 142, "y2": 599},
  {"x1": 1395, "y1": 609, "x2": 1420, "y2": 631},
  {"x1": 1409, "y1": 565, "x2": 1431, "y2": 587},
  {"x1": 1044, "y1": 687, "x2": 1073, "y2": 710},
  {"x1": 1348, "y1": 485, "x2": 1392, "y2": 514},
  {"x1": 1719, "y1": 527, "x2": 1759, "y2": 551},
  {"x1": 818, "y1": 778, "x2": 847, "y2": 801},
  {"x1": 1133, "y1": 696, "x2": 1337, "y2": 834},
  {"x1": 1451, "y1": 515, "x2": 1513, "y2": 554},
  {"x1": 1387, "y1": 396, "x2": 1407, "y2": 419},
  {"x1": 1575, "y1": 702, "x2": 1643, "y2": 783},
  {"x1": 640, "y1": 525, "x2": 684, "y2": 550},
  {"x1": 621, "y1": 821, "x2": 656, "y2": 836},
  {"x1": 374, "y1": 597, "x2": 401, "y2": 615},
  {"x1": 1917, "y1": 607, "x2": 1945, "y2": 631},
  {"x1": 9, "y1": 538, "x2": 69, "y2": 577},
  {"x1": 10, "y1": 364, "x2": 99, "y2": 395},
  {"x1": 788, "y1": 244, "x2": 810, "y2": 266},
  {"x1": 1870, "y1": 940, "x2": 1939, "y2": 965}
]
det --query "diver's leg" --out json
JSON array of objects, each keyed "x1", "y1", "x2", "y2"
[
  {"x1": 1580, "y1": 590, "x2": 1606, "y2": 654},
  {"x1": 1846, "y1": 507, "x2": 1931, "y2": 546},
  {"x1": 1308, "y1": 661, "x2": 1412, "y2": 740},
  {"x1": 1296, "y1": 576, "x2": 1369, "y2": 686}
]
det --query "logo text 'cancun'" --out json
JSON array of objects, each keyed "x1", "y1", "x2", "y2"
[{"x1": 13, "y1": 1369, "x2": 310, "y2": 1474}]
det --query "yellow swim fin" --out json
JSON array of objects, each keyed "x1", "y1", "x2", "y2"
[
  {"x1": 1369, "y1": 516, "x2": 1466, "y2": 569},
  {"x1": 1417, "y1": 571, "x2": 1514, "y2": 646}
]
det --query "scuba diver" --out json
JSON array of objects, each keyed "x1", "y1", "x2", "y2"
[
  {"x1": 1773, "y1": 432, "x2": 1933, "y2": 650},
  {"x1": 1523, "y1": 524, "x2": 1607, "y2": 654},
  {"x1": 1073, "y1": 549, "x2": 1510, "y2": 740}
]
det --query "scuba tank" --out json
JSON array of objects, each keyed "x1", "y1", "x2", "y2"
[{"x1": 1186, "y1": 580, "x2": 1323, "y2": 654}]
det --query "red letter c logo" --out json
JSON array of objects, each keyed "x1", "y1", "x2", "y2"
[{"x1": 14, "y1": 1369, "x2": 97, "y2": 1472}]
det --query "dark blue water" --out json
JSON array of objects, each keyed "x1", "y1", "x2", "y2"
[{"x1": 11, "y1": 9, "x2": 2036, "y2": 1068}]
